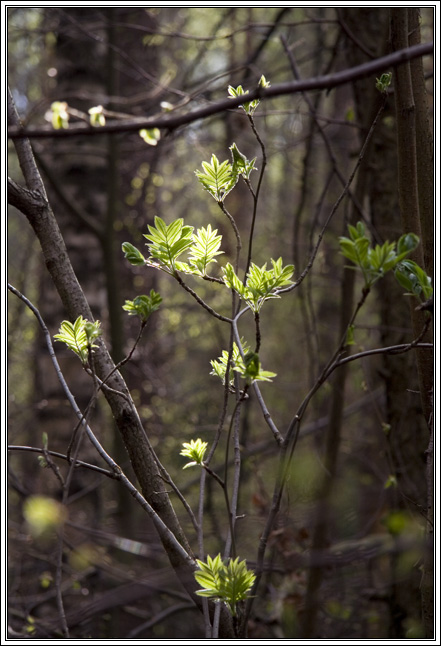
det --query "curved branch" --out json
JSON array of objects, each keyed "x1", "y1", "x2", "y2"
[{"x1": 8, "y1": 43, "x2": 432, "y2": 140}]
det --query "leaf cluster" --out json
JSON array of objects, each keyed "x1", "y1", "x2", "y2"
[
  {"x1": 122, "y1": 290, "x2": 162, "y2": 322},
  {"x1": 195, "y1": 144, "x2": 256, "y2": 203},
  {"x1": 180, "y1": 438, "x2": 208, "y2": 469},
  {"x1": 394, "y1": 259, "x2": 433, "y2": 301},
  {"x1": 227, "y1": 74, "x2": 270, "y2": 115},
  {"x1": 194, "y1": 553, "x2": 256, "y2": 616},
  {"x1": 222, "y1": 258, "x2": 294, "y2": 312},
  {"x1": 54, "y1": 316, "x2": 101, "y2": 364},
  {"x1": 123, "y1": 218, "x2": 224, "y2": 278},
  {"x1": 339, "y1": 221, "x2": 420, "y2": 288},
  {"x1": 143, "y1": 216, "x2": 194, "y2": 272},
  {"x1": 210, "y1": 341, "x2": 276, "y2": 385}
]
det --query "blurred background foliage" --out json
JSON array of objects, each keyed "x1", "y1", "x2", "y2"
[{"x1": 7, "y1": 6, "x2": 433, "y2": 640}]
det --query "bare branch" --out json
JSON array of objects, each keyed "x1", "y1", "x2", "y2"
[{"x1": 8, "y1": 43, "x2": 432, "y2": 140}]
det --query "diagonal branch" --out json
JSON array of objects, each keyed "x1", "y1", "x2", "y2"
[{"x1": 8, "y1": 43, "x2": 432, "y2": 140}]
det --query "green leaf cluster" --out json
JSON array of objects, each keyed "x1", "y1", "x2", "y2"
[
  {"x1": 376, "y1": 72, "x2": 392, "y2": 93},
  {"x1": 394, "y1": 259, "x2": 433, "y2": 301},
  {"x1": 195, "y1": 154, "x2": 239, "y2": 203},
  {"x1": 222, "y1": 258, "x2": 294, "y2": 312},
  {"x1": 122, "y1": 290, "x2": 162, "y2": 322},
  {"x1": 195, "y1": 145, "x2": 257, "y2": 203},
  {"x1": 339, "y1": 221, "x2": 420, "y2": 287},
  {"x1": 180, "y1": 438, "x2": 208, "y2": 469},
  {"x1": 139, "y1": 128, "x2": 161, "y2": 146},
  {"x1": 210, "y1": 342, "x2": 276, "y2": 385},
  {"x1": 54, "y1": 316, "x2": 101, "y2": 364},
  {"x1": 88, "y1": 105, "x2": 106, "y2": 127},
  {"x1": 229, "y1": 143, "x2": 257, "y2": 180},
  {"x1": 143, "y1": 216, "x2": 194, "y2": 272},
  {"x1": 123, "y1": 219, "x2": 224, "y2": 278},
  {"x1": 227, "y1": 74, "x2": 270, "y2": 115},
  {"x1": 194, "y1": 554, "x2": 256, "y2": 616},
  {"x1": 185, "y1": 224, "x2": 224, "y2": 276},
  {"x1": 50, "y1": 101, "x2": 69, "y2": 129}
]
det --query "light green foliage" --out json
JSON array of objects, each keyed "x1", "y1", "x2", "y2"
[
  {"x1": 88, "y1": 105, "x2": 106, "y2": 127},
  {"x1": 210, "y1": 340, "x2": 251, "y2": 385},
  {"x1": 50, "y1": 101, "x2": 69, "y2": 129},
  {"x1": 180, "y1": 438, "x2": 208, "y2": 468},
  {"x1": 122, "y1": 290, "x2": 162, "y2": 322},
  {"x1": 54, "y1": 316, "x2": 101, "y2": 364},
  {"x1": 143, "y1": 215, "x2": 194, "y2": 272},
  {"x1": 229, "y1": 143, "x2": 257, "y2": 180},
  {"x1": 121, "y1": 242, "x2": 146, "y2": 266},
  {"x1": 195, "y1": 144, "x2": 257, "y2": 202},
  {"x1": 227, "y1": 74, "x2": 270, "y2": 115},
  {"x1": 222, "y1": 258, "x2": 294, "y2": 312},
  {"x1": 339, "y1": 221, "x2": 420, "y2": 288},
  {"x1": 394, "y1": 259, "x2": 433, "y2": 302},
  {"x1": 186, "y1": 224, "x2": 224, "y2": 276},
  {"x1": 195, "y1": 154, "x2": 238, "y2": 202},
  {"x1": 139, "y1": 127, "x2": 161, "y2": 146},
  {"x1": 376, "y1": 71, "x2": 392, "y2": 93},
  {"x1": 210, "y1": 342, "x2": 276, "y2": 385},
  {"x1": 194, "y1": 553, "x2": 256, "y2": 616}
]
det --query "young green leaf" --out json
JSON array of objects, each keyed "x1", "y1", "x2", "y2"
[
  {"x1": 376, "y1": 72, "x2": 392, "y2": 93},
  {"x1": 194, "y1": 554, "x2": 256, "y2": 616},
  {"x1": 228, "y1": 75, "x2": 270, "y2": 115},
  {"x1": 139, "y1": 128, "x2": 161, "y2": 146},
  {"x1": 195, "y1": 154, "x2": 238, "y2": 202},
  {"x1": 229, "y1": 143, "x2": 257, "y2": 180},
  {"x1": 122, "y1": 290, "x2": 162, "y2": 322},
  {"x1": 88, "y1": 105, "x2": 106, "y2": 127},
  {"x1": 143, "y1": 216, "x2": 194, "y2": 271},
  {"x1": 54, "y1": 316, "x2": 101, "y2": 364},
  {"x1": 50, "y1": 101, "x2": 69, "y2": 129},
  {"x1": 210, "y1": 341, "x2": 251, "y2": 386},
  {"x1": 222, "y1": 259, "x2": 294, "y2": 312},
  {"x1": 210, "y1": 342, "x2": 276, "y2": 385},
  {"x1": 187, "y1": 225, "x2": 224, "y2": 276},
  {"x1": 180, "y1": 438, "x2": 208, "y2": 469},
  {"x1": 394, "y1": 259, "x2": 433, "y2": 301},
  {"x1": 122, "y1": 242, "x2": 146, "y2": 266},
  {"x1": 339, "y1": 222, "x2": 421, "y2": 288}
]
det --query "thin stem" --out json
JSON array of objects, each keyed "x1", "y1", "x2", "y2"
[
  {"x1": 218, "y1": 201, "x2": 242, "y2": 274},
  {"x1": 173, "y1": 271, "x2": 232, "y2": 322},
  {"x1": 232, "y1": 310, "x2": 283, "y2": 443},
  {"x1": 243, "y1": 114, "x2": 267, "y2": 280},
  {"x1": 276, "y1": 96, "x2": 388, "y2": 296},
  {"x1": 7, "y1": 446, "x2": 118, "y2": 478}
]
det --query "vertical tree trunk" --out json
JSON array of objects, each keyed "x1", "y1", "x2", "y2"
[{"x1": 390, "y1": 8, "x2": 434, "y2": 638}]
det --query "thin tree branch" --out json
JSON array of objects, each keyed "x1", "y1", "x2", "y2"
[
  {"x1": 7, "y1": 446, "x2": 119, "y2": 479},
  {"x1": 8, "y1": 43, "x2": 432, "y2": 140},
  {"x1": 7, "y1": 283, "x2": 196, "y2": 569}
]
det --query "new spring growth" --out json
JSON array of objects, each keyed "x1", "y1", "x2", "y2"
[
  {"x1": 54, "y1": 316, "x2": 101, "y2": 365},
  {"x1": 376, "y1": 72, "x2": 392, "y2": 93},
  {"x1": 180, "y1": 439, "x2": 208, "y2": 469},
  {"x1": 194, "y1": 553, "x2": 256, "y2": 616}
]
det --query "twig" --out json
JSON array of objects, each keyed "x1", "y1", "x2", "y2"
[
  {"x1": 243, "y1": 115, "x2": 267, "y2": 280},
  {"x1": 7, "y1": 446, "x2": 119, "y2": 479},
  {"x1": 276, "y1": 94, "x2": 388, "y2": 296},
  {"x1": 232, "y1": 310, "x2": 283, "y2": 444},
  {"x1": 173, "y1": 272, "x2": 232, "y2": 323}
]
